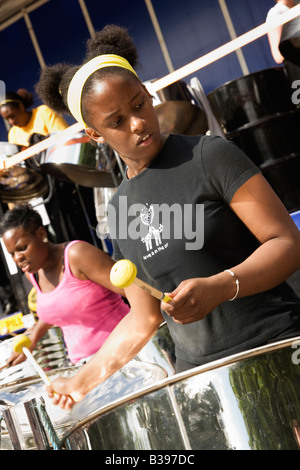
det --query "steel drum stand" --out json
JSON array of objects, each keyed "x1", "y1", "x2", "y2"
[
  {"x1": 74, "y1": 143, "x2": 125, "y2": 250},
  {"x1": 1, "y1": 397, "x2": 62, "y2": 450},
  {"x1": 24, "y1": 397, "x2": 61, "y2": 450},
  {"x1": 1, "y1": 406, "x2": 27, "y2": 450}
]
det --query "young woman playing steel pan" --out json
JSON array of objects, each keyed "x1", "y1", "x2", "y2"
[
  {"x1": 34, "y1": 24, "x2": 300, "y2": 410},
  {"x1": 0, "y1": 204, "x2": 129, "y2": 366}
]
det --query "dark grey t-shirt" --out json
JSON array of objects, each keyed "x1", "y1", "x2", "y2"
[{"x1": 109, "y1": 134, "x2": 300, "y2": 364}]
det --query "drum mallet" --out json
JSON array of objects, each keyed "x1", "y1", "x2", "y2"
[
  {"x1": 110, "y1": 259, "x2": 172, "y2": 303},
  {"x1": 1, "y1": 327, "x2": 18, "y2": 337},
  {"x1": 12, "y1": 334, "x2": 80, "y2": 403},
  {"x1": 12, "y1": 334, "x2": 54, "y2": 388}
]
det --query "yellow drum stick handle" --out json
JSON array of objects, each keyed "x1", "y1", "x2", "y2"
[{"x1": 134, "y1": 278, "x2": 172, "y2": 303}]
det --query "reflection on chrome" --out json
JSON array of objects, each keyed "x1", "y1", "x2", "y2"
[{"x1": 61, "y1": 337, "x2": 300, "y2": 450}]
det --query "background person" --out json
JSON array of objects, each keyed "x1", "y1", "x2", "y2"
[
  {"x1": 34, "y1": 25, "x2": 300, "y2": 409},
  {"x1": 266, "y1": 0, "x2": 300, "y2": 81},
  {"x1": 0, "y1": 203, "x2": 129, "y2": 366},
  {"x1": 0, "y1": 88, "x2": 68, "y2": 149}
]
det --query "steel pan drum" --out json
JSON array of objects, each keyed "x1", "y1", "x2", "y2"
[
  {"x1": 60, "y1": 337, "x2": 300, "y2": 450},
  {"x1": 40, "y1": 133, "x2": 121, "y2": 188},
  {"x1": 0, "y1": 142, "x2": 48, "y2": 203},
  {"x1": 280, "y1": 14, "x2": 300, "y2": 67},
  {"x1": 0, "y1": 327, "x2": 70, "y2": 387},
  {"x1": 207, "y1": 67, "x2": 295, "y2": 133},
  {"x1": 155, "y1": 80, "x2": 194, "y2": 103},
  {"x1": 136, "y1": 322, "x2": 176, "y2": 376},
  {"x1": 261, "y1": 153, "x2": 300, "y2": 213},
  {"x1": 0, "y1": 362, "x2": 166, "y2": 450},
  {"x1": 0, "y1": 142, "x2": 19, "y2": 158},
  {"x1": 207, "y1": 68, "x2": 300, "y2": 211},
  {"x1": 155, "y1": 101, "x2": 208, "y2": 136},
  {"x1": 227, "y1": 110, "x2": 300, "y2": 167}
]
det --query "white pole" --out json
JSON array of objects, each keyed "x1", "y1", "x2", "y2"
[
  {"x1": 144, "y1": 0, "x2": 175, "y2": 73},
  {"x1": 218, "y1": 0, "x2": 249, "y2": 75},
  {"x1": 77, "y1": 0, "x2": 95, "y2": 38},
  {"x1": 150, "y1": 5, "x2": 300, "y2": 92},
  {"x1": 22, "y1": 8, "x2": 46, "y2": 69}
]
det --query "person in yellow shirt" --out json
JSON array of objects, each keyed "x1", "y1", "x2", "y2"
[{"x1": 0, "y1": 88, "x2": 68, "y2": 148}]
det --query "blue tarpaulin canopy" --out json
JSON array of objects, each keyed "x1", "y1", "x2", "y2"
[{"x1": 0, "y1": 0, "x2": 277, "y2": 141}]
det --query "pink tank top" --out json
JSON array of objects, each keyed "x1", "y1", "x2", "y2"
[{"x1": 29, "y1": 240, "x2": 129, "y2": 363}]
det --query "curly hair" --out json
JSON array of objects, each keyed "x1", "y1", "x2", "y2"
[
  {"x1": 0, "y1": 204, "x2": 43, "y2": 236},
  {"x1": 84, "y1": 25, "x2": 139, "y2": 66},
  {"x1": 35, "y1": 25, "x2": 140, "y2": 126},
  {"x1": 1, "y1": 89, "x2": 34, "y2": 109}
]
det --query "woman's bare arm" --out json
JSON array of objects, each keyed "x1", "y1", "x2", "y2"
[
  {"x1": 162, "y1": 174, "x2": 300, "y2": 324},
  {"x1": 46, "y1": 283, "x2": 164, "y2": 409},
  {"x1": 67, "y1": 241, "x2": 126, "y2": 296}
]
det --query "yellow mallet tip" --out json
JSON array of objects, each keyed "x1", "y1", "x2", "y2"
[
  {"x1": 12, "y1": 334, "x2": 32, "y2": 353},
  {"x1": 110, "y1": 259, "x2": 137, "y2": 288}
]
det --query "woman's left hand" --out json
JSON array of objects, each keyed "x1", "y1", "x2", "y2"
[{"x1": 46, "y1": 376, "x2": 85, "y2": 410}]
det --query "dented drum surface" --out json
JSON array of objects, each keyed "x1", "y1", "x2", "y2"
[
  {"x1": 0, "y1": 327, "x2": 70, "y2": 387},
  {"x1": 0, "y1": 362, "x2": 166, "y2": 450},
  {"x1": 61, "y1": 337, "x2": 300, "y2": 450}
]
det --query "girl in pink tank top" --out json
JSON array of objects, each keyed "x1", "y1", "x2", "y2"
[{"x1": 0, "y1": 205, "x2": 129, "y2": 365}]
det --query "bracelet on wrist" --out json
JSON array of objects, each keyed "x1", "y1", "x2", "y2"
[{"x1": 224, "y1": 269, "x2": 239, "y2": 301}]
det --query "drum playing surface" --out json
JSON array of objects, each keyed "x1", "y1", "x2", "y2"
[
  {"x1": 0, "y1": 361, "x2": 166, "y2": 450},
  {"x1": 61, "y1": 337, "x2": 300, "y2": 450}
]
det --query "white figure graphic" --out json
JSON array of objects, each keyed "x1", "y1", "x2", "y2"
[{"x1": 140, "y1": 205, "x2": 163, "y2": 251}]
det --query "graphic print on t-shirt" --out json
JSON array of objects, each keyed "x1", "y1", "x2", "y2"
[
  {"x1": 140, "y1": 204, "x2": 163, "y2": 251},
  {"x1": 139, "y1": 203, "x2": 169, "y2": 260},
  {"x1": 138, "y1": 201, "x2": 204, "y2": 259}
]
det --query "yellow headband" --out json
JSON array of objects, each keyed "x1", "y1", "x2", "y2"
[
  {"x1": 0, "y1": 99, "x2": 22, "y2": 107},
  {"x1": 67, "y1": 54, "x2": 139, "y2": 127}
]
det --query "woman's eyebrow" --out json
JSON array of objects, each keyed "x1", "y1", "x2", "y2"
[{"x1": 102, "y1": 92, "x2": 142, "y2": 121}]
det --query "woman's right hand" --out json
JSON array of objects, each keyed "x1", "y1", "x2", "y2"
[
  {"x1": 6, "y1": 320, "x2": 52, "y2": 368},
  {"x1": 6, "y1": 350, "x2": 27, "y2": 367},
  {"x1": 47, "y1": 377, "x2": 85, "y2": 410},
  {"x1": 6, "y1": 327, "x2": 36, "y2": 367}
]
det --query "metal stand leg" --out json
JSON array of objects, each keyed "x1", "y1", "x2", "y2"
[
  {"x1": 24, "y1": 398, "x2": 51, "y2": 450},
  {"x1": 75, "y1": 184, "x2": 98, "y2": 247},
  {"x1": 1, "y1": 406, "x2": 27, "y2": 450}
]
